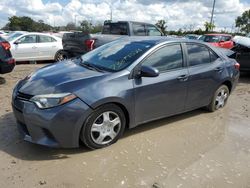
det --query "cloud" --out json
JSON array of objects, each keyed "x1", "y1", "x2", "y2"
[{"x1": 0, "y1": 0, "x2": 249, "y2": 31}]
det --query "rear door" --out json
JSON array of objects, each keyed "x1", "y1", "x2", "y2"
[
  {"x1": 11, "y1": 35, "x2": 39, "y2": 61},
  {"x1": 36, "y1": 35, "x2": 59, "y2": 60},
  {"x1": 185, "y1": 43, "x2": 225, "y2": 110},
  {"x1": 134, "y1": 43, "x2": 189, "y2": 124},
  {"x1": 220, "y1": 36, "x2": 233, "y2": 49}
]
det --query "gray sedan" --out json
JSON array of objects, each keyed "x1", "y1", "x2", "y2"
[{"x1": 12, "y1": 37, "x2": 240, "y2": 149}]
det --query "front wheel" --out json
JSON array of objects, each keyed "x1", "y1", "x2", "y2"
[
  {"x1": 80, "y1": 104, "x2": 126, "y2": 149},
  {"x1": 207, "y1": 85, "x2": 230, "y2": 112}
]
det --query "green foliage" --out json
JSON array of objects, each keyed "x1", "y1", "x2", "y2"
[
  {"x1": 80, "y1": 20, "x2": 92, "y2": 33},
  {"x1": 235, "y1": 9, "x2": 250, "y2": 34},
  {"x1": 156, "y1": 20, "x2": 167, "y2": 35},
  {"x1": 3, "y1": 16, "x2": 52, "y2": 32},
  {"x1": 204, "y1": 21, "x2": 216, "y2": 32}
]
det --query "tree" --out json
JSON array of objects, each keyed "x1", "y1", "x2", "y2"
[
  {"x1": 80, "y1": 20, "x2": 92, "y2": 33},
  {"x1": 66, "y1": 22, "x2": 76, "y2": 31},
  {"x1": 204, "y1": 21, "x2": 215, "y2": 32},
  {"x1": 156, "y1": 20, "x2": 167, "y2": 35},
  {"x1": 3, "y1": 16, "x2": 52, "y2": 32},
  {"x1": 235, "y1": 9, "x2": 250, "y2": 34}
]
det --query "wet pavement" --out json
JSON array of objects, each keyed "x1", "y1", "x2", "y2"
[{"x1": 0, "y1": 65, "x2": 249, "y2": 188}]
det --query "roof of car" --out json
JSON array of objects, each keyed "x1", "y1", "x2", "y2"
[
  {"x1": 205, "y1": 33, "x2": 232, "y2": 36},
  {"x1": 118, "y1": 36, "x2": 204, "y2": 45}
]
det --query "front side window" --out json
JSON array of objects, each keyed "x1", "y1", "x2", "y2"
[
  {"x1": 146, "y1": 25, "x2": 162, "y2": 36},
  {"x1": 133, "y1": 23, "x2": 146, "y2": 36},
  {"x1": 80, "y1": 40, "x2": 153, "y2": 72},
  {"x1": 142, "y1": 44, "x2": 183, "y2": 72},
  {"x1": 39, "y1": 35, "x2": 56, "y2": 43},
  {"x1": 187, "y1": 44, "x2": 210, "y2": 66},
  {"x1": 221, "y1": 36, "x2": 231, "y2": 41},
  {"x1": 18, "y1": 35, "x2": 37, "y2": 44}
]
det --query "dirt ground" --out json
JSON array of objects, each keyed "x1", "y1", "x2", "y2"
[{"x1": 0, "y1": 64, "x2": 250, "y2": 188}]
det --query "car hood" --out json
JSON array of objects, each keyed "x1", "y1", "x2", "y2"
[{"x1": 18, "y1": 60, "x2": 106, "y2": 96}]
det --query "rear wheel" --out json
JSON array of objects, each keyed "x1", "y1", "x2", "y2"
[
  {"x1": 54, "y1": 50, "x2": 68, "y2": 62},
  {"x1": 207, "y1": 85, "x2": 229, "y2": 112},
  {"x1": 80, "y1": 104, "x2": 126, "y2": 149}
]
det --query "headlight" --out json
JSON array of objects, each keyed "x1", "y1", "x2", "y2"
[{"x1": 30, "y1": 93, "x2": 77, "y2": 109}]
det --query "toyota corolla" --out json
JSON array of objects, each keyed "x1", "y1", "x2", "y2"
[{"x1": 12, "y1": 37, "x2": 240, "y2": 149}]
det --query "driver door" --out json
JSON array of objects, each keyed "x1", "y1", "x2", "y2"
[
  {"x1": 12, "y1": 35, "x2": 39, "y2": 61},
  {"x1": 133, "y1": 43, "x2": 189, "y2": 124}
]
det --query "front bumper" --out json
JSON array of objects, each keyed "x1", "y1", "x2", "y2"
[{"x1": 12, "y1": 91, "x2": 93, "y2": 148}]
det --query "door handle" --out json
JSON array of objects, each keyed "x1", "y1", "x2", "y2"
[
  {"x1": 32, "y1": 46, "x2": 37, "y2": 49},
  {"x1": 177, "y1": 75, "x2": 188, "y2": 81},
  {"x1": 52, "y1": 46, "x2": 56, "y2": 48},
  {"x1": 214, "y1": 67, "x2": 223, "y2": 72}
]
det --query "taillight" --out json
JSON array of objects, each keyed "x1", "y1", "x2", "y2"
[
  {"x1": 234, "y1": 62, "x2": 240, "y2": 70},
  {"x1": 85, "y1": 39, "x2": 95, "y2": 51},
  {"x1": 0, "y1": 41, "x2": 11, "y2": 50}
]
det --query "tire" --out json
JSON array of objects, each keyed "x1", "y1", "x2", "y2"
[
  {"x1": 80, "y1": 104, "x2": 126, "y2": 149},
  {"x1": 54, "y1": 50, "x2": 68, "y2": 62},
  {"x1": 207, "y1": 85, "x2": 230, "y2": 112}
]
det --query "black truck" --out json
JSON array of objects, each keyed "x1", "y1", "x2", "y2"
[{"x1": 61, "y1": 21, "x2": 163, "y2": 59}]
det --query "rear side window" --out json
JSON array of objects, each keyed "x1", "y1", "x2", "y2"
[
  {"x1": 187, "y1": 44, "x2": 211, "y2": 66},
  {"x1": 133, "y1": 23, "x2": 146, "y2": 36},
  {"x1": 142, "y1": 44, "x2": 183, "y2": 72},
  {"x1": 39, "y1": 35, "x2": 56, "y2": 43},
  {"x1": 210, "y1": 50, "x2": 219, "y2": 62},
  {"x1": 102, "y1": 23, "x2": 128, "y2": 35},
  {"x1": 221, "y1": 36, "x2": 231, "y2": 41},
  {"x1": 146, "y1": 25, "x2": 162, "y2": 36}
]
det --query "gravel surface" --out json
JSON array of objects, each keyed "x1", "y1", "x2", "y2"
[{"x1": 0, "y1": 64, "x2": 250, "y2": 188}]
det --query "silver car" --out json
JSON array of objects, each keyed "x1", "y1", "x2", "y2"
[{"x1": 9, "y1": 33, "x2": 63, "y2": 62}]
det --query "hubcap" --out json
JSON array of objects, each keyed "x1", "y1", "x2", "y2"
[
  {"x1": 215, "y1": 89, "x2": 228, "y2": 109},
  {"x1": 90, "y1": 111, "x2": 121, "y2": 145}
]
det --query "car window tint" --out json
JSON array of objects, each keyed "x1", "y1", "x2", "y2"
[
  {"x1": 187, "y1": 44, "x2": 210, "y2": 66},
  {"x1": 39, "y1": 35, "x2": 56, "y2": 43},
  {"x1": 142, "y1": 44, "x2": 183, "y2": 72},
  {"x1": 210, "y1": 50, "x2": 219, "y2": 62},
  {"x1": 102, "y1": 23, "x2": 128, "y2": 35},
  {"x1": 221, "y1": 36, "x2": 231, "y2": 41},
  {"x1": 18, "y1": 35, "x2": 37, "y2": 44},
  {"x1": 133, "y1": 23, "x2": 146, "y2": 36},
  {"x1": 146, "y1": 25, "x2": 162, "y2": 36}
]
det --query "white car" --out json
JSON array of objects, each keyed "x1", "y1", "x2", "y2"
[{"x1": 9, "y1": 32, "x2": 64, "y2": 62}]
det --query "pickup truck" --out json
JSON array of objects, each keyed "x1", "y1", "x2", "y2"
[{"x1": 61, "y1": 21, "x2": 163, "y2": 59}]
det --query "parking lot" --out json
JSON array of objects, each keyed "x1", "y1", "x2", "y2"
[{"x1": 0, "y1": 64, "x2": 250, "y2": 188}]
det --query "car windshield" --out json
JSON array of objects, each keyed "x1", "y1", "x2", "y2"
[
  {"x1": 203, "y1": 35, "x2": 220, "y2": 42},
  {"x1": 80, "y1": 40, "x2": 153, "y2": 72},
  {"x1": 7, "y1": 33, "x2": 24, "y2": 41}
]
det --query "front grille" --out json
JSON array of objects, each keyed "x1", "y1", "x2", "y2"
[{"x1": 16, "y1": 92, "x2": 33, "y2": 101}]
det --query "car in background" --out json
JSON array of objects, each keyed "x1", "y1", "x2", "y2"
[
  {"x1": 185, "y1": 34, "x2": 199, "y2": 40},
  {"x1": 62, "y1": 21, "x2": 163, "y2": 58},
  {"x1": 6, "y1": 31, "x2": 28, "y2": 41},
  {"x1": 231, "y1": 36, "x2": 250, "y2": 72},
  {"x1": 12, "y1": 37, "x2": 239, "y2": 149},
  {"x1": 0, "y1": 36, "x2": 15, "y2": 74},
  {"x1": 0, "y1": 30, "x2": 9, "y2": 39},
  {"x1": 9, "y1": 33, "x2": 63, "y2": 62},
  {"x1": 201, "y1": 34, "x2": 234, "y2": 49}
]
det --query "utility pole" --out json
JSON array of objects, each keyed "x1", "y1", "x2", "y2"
[
  {"x1": 110, "y1": 4, "x2": 113, "y2": 21},
  {"x1": 210, "y1": 0, "x2": 216, "y2": 31}
]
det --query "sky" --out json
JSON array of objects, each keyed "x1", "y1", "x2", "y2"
[{"x1": 0, "y1": 0, "x2": 249, "y2": 31}]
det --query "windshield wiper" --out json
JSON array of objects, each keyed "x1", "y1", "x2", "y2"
[{"x1": 78, "y1": 58, "x2": 104, "y2": 72}]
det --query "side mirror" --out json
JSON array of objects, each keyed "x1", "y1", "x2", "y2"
[
  {"x1": 14, "y1": 40, "x2": 20, "y2": 45},
  {"x1": 136, "y1": 65, "x2": 159, "y2": 78}
]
